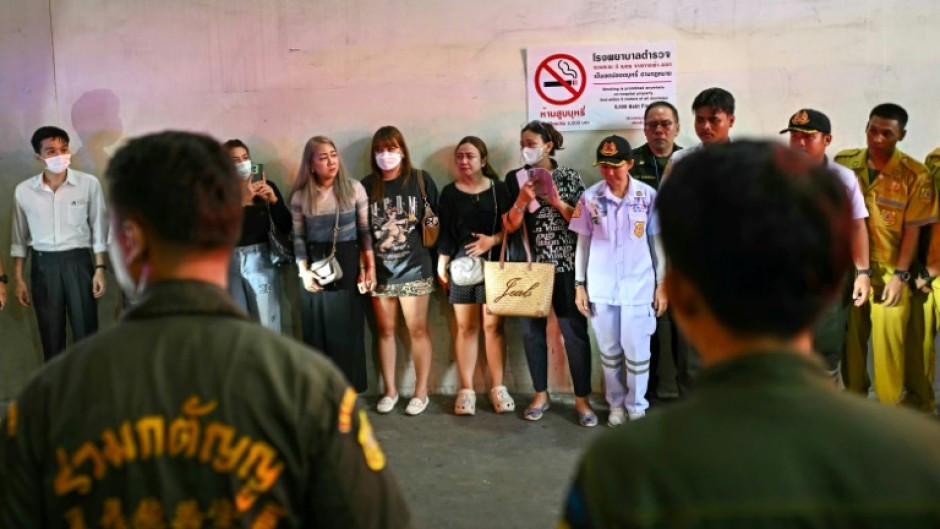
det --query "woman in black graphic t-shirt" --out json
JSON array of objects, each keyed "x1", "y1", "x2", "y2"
[{"x1": 361, "y1": 126, "x2": 438, "y2": 417}]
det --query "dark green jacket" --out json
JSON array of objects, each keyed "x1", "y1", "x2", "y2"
[
  {"x1": 1, "y1": 280, "x2": 411, "y2": 529},
  {"x1": 561, "y1": 351, "x2": 940, "y2": 528},
  {"x1": 631, "y1": 143, "x2": 682, "y2": 191}
]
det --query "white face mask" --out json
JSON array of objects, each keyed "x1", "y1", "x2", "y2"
[
  {"x1": 234, "y1": 160, "x2": 253, "y2": 180},
  {"x1": 108, "y1": 221, "x2": 147, "y2": 303},
  {"x1": 43, "y1": 153, "x2": 71, "y2": 174},
  {"x1": 521, "y1": 146, "x2": 544, "y2": 166},
  {"x1": 375, "y1": 151, "x2": 403, "y2": 172}
]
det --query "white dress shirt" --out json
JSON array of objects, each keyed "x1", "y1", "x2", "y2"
[{"x1": 11, "y1": 169, "x2": 108, "y2": 257}]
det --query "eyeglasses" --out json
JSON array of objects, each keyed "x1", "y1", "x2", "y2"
[{"x1": 644, "y1": 120, "x2": 675, "y2": 130}]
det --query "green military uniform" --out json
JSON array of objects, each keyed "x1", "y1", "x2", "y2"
[
  {"x1": 835, "y1": 148, "x2": 937, "y2": 404},
  {"x1": 559, "y1": 352, "x2": 940, "y2": 528},
  {"x1": 630, "y1": 143, "x2": 682, "y2": 191},
  {"x1": 905, "y1": 148, "x2": 940, "y2": 412},
  {"x1": 0, "y1": 281, "x2": 411, "y2": 529}
]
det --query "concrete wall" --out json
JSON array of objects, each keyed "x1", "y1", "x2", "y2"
[{"x1": 2, "y1": 0, "x2": 939, "y2": 400}]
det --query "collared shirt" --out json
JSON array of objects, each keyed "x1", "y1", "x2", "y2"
[
  {"x1": 560, "y1": 350, "x2": 940, "y2": 528},
  {"x1": 827, "y1": 157, "x2": 869, "y2": 220},
  {"x1": 0, "y1": 280, "x2": 412, "y2": 528},
  {"x1": 834, "y1": 148, "x2": 938, "y2": 266},
  {"x1": 11, "y1": 168, "x2": 108, "y2": 257},
  {"x1": 569, "y1": 178, "x2": 658, "y2": 306}
]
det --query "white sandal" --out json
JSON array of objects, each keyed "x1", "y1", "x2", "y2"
[
  {"x1": 376, "y1": 393, "x2": 399, "y2": 414},
  {"x1": 454, "y1": 389, "x2": 476, "y2": 416},
  {"x1": 490, "y1": 385, "x2": 515, "y2": 414}
]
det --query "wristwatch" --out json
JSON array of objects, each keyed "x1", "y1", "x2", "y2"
[
  {"x1": 0, "y1": 274, "x2": 8, "y2": 284},
  {"x1": 856, "y1": 268, "x2": 872, "y2": 277},
  {"x1": 894, "y1": 269, "x2": 911, "y2": 282},
  {"x1": 918, "y1": 269, "x2": 935, "y2": 286},
  {"x1": 574, "y1": 280, "x2": 587, "y2": 287}
]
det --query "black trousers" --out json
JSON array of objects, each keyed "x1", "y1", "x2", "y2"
[
  {"x1": 30, "y1": 249, "x2": 98, "y2": 361},
  {"x1": 300, "y1": 286, "x2": 368, "y2": 393},
  {"x1": 652, "y1": 309, "x2": 701, "y2": 398},
  {"x1": 520, "y1": 270, "x2": 593, "y2": 397}
]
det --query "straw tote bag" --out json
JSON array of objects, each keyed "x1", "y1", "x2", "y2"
[{"x1": 484, "y1": 223, "x2": 555, "y2": 317}]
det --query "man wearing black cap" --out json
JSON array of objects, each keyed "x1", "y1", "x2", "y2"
[
  {"x1": 569, "y1": 135, "x2": 666, "y2": 426},
  {"x1": 781, "y1": 109, "x2": 871, "y2": 379}
]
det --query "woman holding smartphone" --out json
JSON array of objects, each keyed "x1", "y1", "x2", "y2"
[
  {"x1": 363, "y1": 125, "x2": 438, "y2": 416},
  {"x1": 291, "y1": 135, "x2": 375, "y2": 393},
  {"x1": 502, "y1": 121, "x2": 597, "y2": 427},
  {"x1": 436, "y1": 136, "x2": 514, "y2": 416},
  {"x1": 224, "y1": 139, "x2": 291, "y2": 332}
]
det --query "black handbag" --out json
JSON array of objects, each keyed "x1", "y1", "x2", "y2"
[{"x1": 267, "y1": 205, "x2": 294, "y2": 266}]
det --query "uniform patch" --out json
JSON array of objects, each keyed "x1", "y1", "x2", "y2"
[
  {"x1": 634, "y1": 221, "x2": 645, "y2": 237},
  {"x1": 357, "y1": 410, "x2": 386, "y2": 471},
  {"x1": 338, "y1": 387, "x2": 357, "y2": 434},
  {"x1": 920, "y1": 185, "x2": 934, "y2": 204},
  {"x1": 600, "y1": 141, "x2": 618, "y2": 156},
  {"x1": 882, "y1": 210, "x2": 897, "y2": 226},
  {"x1": 571, "y1": 201, "x2": 583, "y2": 219},
  {"x1": 890, "y1": 181, "x2": 901, "y2": 193},
  {"x1": 792, "y1": 110, "x2": 810, "y2": 125},
  {"x1": 5, "y1": 401, "x2": 17, "y2": 437}
]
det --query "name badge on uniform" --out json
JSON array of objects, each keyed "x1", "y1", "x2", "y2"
[
  {"x1": 882, "y1": 210, "x2": 897, "y2": 226},
  {"x1": 634, "y1": 221, "x2": 646, "y2": 238}
]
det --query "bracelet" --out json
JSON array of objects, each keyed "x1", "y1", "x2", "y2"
[
  {"x1": 855, "y1": 268, "x2": 872, "y2": 277},
  {"x1": 95, "y1": 264, "x2": 107, "y2": 270},
  {"x1": 512, "y1": 204, "x2": 525, "y2": 213}
]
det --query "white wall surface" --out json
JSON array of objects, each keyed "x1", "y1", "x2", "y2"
[{"x1": 2, "y1": 0, "x2": 939, "y2": 400}]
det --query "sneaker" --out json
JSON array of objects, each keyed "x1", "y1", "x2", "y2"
[
  {"x1": 490, "y1": 385, "x2": 515, "y2": 414},
  {"x1": 455, "y1": 389, "x2": 476, "y2": 416},
  {"x1": 405, "y1": 396, "x2": 430, "y2": 416},
  {"x1": 628, "y1": 410, "x2": 646, "y2": 421},
  {"x1": 607, "y1": 408, "x2": 626, "y2": 427},
  {"x1": 376, "y1": 393, "x2": 399, "y2": 414}
]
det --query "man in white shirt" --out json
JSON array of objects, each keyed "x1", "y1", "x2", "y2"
[
  {"x1": 781, "y1": 109, "x2": 871, "y2": 378},
  {"x1": 11, "y1": 126, "x2": 108, "y2": 361}
]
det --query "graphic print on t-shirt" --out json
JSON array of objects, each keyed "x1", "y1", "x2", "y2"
[{"x1": 370, "y1": 195, "x2": 419, "y2": 262}]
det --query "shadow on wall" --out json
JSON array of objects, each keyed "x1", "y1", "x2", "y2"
[{"x1": 71, "y1": 89, "x2": 123, "y2": 178}]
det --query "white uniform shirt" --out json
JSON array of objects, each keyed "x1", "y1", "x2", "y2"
[
  {"x1": 569, "y1": 178, "x2": 658, "y2": 306},
  {"x1": 828, "y1": 157, "x2": 869, "y2": 220},
  {"x1": 11, "y1": 168, "x2": 108, "y2": 257}
]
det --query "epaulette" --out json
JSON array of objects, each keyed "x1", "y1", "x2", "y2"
[
  {"x1": 925, "y1": 148, "x2": 940, "y2": 171},
  {"x1": 899, "y1": 153, "x2": 927, "y2": 176},
  {"x1": 834, "y1": 149, "x2": 863, "y2": 169}
]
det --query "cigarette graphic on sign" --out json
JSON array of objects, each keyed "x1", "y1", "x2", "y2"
[{"x1": 543, "y1": 60, "x2": 579, "y2": 88}]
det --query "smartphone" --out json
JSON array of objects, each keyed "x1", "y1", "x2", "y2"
[{"x1": 250, "y1": 163, "x2": 264, "y2": 183}]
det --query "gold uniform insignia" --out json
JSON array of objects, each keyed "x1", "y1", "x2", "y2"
[
  {"x1": 338, "y1": 387, "x2": 357, "y2": 434},
  {"x1": 600, "y1": 142, "x2": 618, "y2": 156},
  {"x1": 357, "y1": 410, "x2": 386, "y2": 471},
  {"x1": 882, "y1": 210, "x2": 897, "y2": 226},
  {"x1": 920, "y1": 185, "x2": 934, "y2": 204},
  {"x1": 634, "y1": 221, "x2": 645, "y2": 237},
  {"x1": 791, "y1": 111, "x2": 810, "y2": 125},
  {"x1": 5, "y1": 401, "x2": 17, "y2": 437}
]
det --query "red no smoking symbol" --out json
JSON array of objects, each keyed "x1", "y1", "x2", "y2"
[{"x1": 534, "y1": 54, "x2": 587, "y2": 106}]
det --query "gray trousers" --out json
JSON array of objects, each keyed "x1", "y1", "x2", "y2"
[
  {"x1": 30, "y1": 248, "x2": 98, "y2": 361},
  {"x1": 234, "y1": 243, "x2": 282, "y2": 332}
]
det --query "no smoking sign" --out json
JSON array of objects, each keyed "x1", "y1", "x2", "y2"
[{"x1": 534, "y1": 54, "x2": 586, "y2": 106}]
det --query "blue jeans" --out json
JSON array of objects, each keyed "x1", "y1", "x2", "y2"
[{"x1": 234, "y1": 243, "x2": 282, "y2": 332}]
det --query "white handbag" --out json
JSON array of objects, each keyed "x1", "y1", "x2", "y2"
[
  {"x1": 449, "y1": 182, "x2": 497, "y2": 287},
  {"x1": 309, "y1": 207, "x2": 343, "y2": 286}
]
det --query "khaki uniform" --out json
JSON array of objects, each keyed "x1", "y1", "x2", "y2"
[
  {"x1": 905, "y1": 148, "x2": 940, "y2": 411},
  {"x1": 0, "y1": 281, "x2": 412, "y2": 529},
  {"x1": 835, "y1": 148, "x2": 937, "y2": 404}
]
